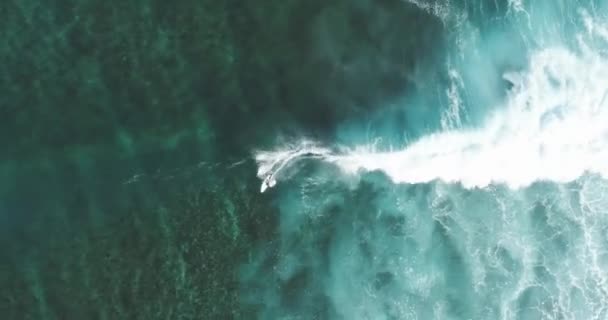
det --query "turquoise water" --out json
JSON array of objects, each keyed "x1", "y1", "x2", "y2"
[
  {"x1": 246, "y1": 1, "x2": 608, "y2": 319},
  {"x1": 3, "y1": 1, "x2": 608, "y2": 319}
]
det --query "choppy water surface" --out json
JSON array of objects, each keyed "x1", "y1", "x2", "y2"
[{"x1": 250, "y1": 1, "x2": 608, "y2": 319}]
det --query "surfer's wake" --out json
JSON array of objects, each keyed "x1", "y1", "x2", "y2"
[{"x1": 256, "y1": 44, "x2": 608, "y2": 192}]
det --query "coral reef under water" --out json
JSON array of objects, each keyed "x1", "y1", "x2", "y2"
[{"x1": 0, "y1": 0, "x2": 447, "y2": 318}]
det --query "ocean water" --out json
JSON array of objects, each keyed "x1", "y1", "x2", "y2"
[
  {"x1": 249, "y1": 1, "x2": 608, "y2": 319},
  {"x1": 4, "y1": 1, "x2": 608, "y2": 319}
]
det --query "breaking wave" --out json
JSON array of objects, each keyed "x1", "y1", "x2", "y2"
[{"x1": 245, "y1": 2, "x2": 608, "y2": 319}]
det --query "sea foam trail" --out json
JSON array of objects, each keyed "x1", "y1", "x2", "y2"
[
  {"x1": 256, "y1": 44, "x2": 608, "y2": 192},
  {"x1": 255, "y1": 142, "x2": 332, "y2": 192}
]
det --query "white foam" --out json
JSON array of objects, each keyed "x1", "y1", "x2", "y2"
[
  {"x1": 255, "y1": 12, "x2": 608, "y2": 193},
  {"x1": 337, "y1": 45, "x2": 608, "y2": 187},
  {"x1": 256, "y1": 44, "x2": 608, "y2": 192}
]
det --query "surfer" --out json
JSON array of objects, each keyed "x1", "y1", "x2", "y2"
[{"x1": 261, "y1": 173, "x2": 276, "y2": 193}]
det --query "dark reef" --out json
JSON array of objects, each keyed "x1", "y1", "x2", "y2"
[{"x1": 0, "y1": 0, "x2": 444, "y2": 318}]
